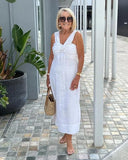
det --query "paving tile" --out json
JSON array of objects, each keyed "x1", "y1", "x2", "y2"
[
  {"x1": 36, "y1": 156, "x2": 46, "y2": 160},
  {"x1": 27, "y1": 151, "x2": 38, "y2": 157},
  {"x1": 17, "y1": 152, "x2": 27, "y2": 157},
  {"x1": 89, "y1": 153, "x2": 100, "y2": 159},
  {"x1": 57, "y1": 155, "x2": 68, "y2": 160},
  {"x1": 47, "y1": 155, "x2": 57, "y2": 160},
  {"x1": 16, "y1": 157, "x2": 25, "y2": 160},
  {"x1": 78, "y1": 154, "x2": 89, "y2": 159},
  {"x1": 7, "y1": 152, "x2": 17, "y2": 157},
  {"x1": 26, "y1": 157, "x2": 36, "y2": 160},
  {"x1": 5, "y1": 158, "x2": 17, "y2": 160}
]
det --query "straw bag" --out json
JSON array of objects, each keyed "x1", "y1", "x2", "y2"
[{"x1": 44, "y1": 87, "x2": 56, "y2": 116}]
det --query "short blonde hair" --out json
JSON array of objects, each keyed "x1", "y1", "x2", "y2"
[{"x1": 56, "y1": 8, "x2": 76, "y2": 31}]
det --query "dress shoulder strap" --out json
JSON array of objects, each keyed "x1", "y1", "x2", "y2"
[
  {"x1": 67, "y1": 30, "x2": 77, "y2": 44},
  {"x1": 54, "y1": 31, "x2": 59, "y2": 43}
]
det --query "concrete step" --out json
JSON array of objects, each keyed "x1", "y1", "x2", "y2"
[{"x1": 103, "y1": 139, "x2": 128, "y2": 160}]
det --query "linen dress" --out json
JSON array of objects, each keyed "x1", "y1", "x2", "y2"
[{"x1": 50, "y1": 30, "x2": 81, "y2": 134}]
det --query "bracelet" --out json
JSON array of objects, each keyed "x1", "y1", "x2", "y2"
[
  {"x1": 47, "y1": 73, "x2": 50, "y2": 76},
  {"x1": 76, "y1": 72, "x2": 81, "y2": 76}
]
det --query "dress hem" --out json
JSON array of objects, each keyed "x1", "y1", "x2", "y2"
[{"x1": 56, "y1": 121, "x2": 80, "y2": 135}]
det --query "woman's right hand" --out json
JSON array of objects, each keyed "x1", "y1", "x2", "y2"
[{"x1": 46, "y1": 75, "x2": 50, "y2": 88}]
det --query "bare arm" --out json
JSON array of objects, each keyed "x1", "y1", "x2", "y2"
[
  {"x1": 46, "y1": 33, "x2": 55, "y2": 87},
  {"x1": 70, "y1": 32, "x2": 84, "y2": 90},
  {"x1": 76, "y1": 31, "x2": 84, "y2": 74}
]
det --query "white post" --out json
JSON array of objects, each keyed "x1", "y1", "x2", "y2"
[
  {"x1": 77, "y1": 0, "x2": 79, "y2": 30},
  {"x1": 74, "y1": 3, "x2": 76, "y2": 16},
  {"x1": 83, "y1": 0, "x2": 87, "y2": 53},
  {"x1": 94, "y1": 0, "x2": 105, "y2": 147},
  {"x1": 112, "y1": 0, "x2": 118, "y2": 79},
  {"x1": 91, "y1": 0, "x2": 95, "y2": 62},
  {"x1": 105, "y1": 0, "x2": 111, "y2": 79},
  {"x1": 80, "y1": 0, "x2": 82, "y2": 33},
  {"x1": 39, "y1": 0, "x2": 44, "y2": 52}
]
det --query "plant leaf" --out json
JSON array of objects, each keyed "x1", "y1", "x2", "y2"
[
  {"x1": 0, "y1": 84, "x2": 9, "y2": 108},
  {"x1": 12, "y1": 24, "x2": 23, "y2": 52},
  {"x1": 6, "y1": 0, "x2": 16, "y2": 3},
  {"x1": 0, "y1": 96, "x2": 9, "y2": 108},
  {"x1": 12, "y1": 24, "x2": 30, "y2": 55},
  {"x1": 0, "y1": 84, "x2": 8, "y2": 95},
  {"x1": 19, "y1": 31, "x2": 31, "y2": 55},
  {"x1": 25, "y1": 52, "x2": 46, "y2": 76}
]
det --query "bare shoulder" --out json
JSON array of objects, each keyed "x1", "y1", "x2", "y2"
[
  {"x1": 51, "y1": 33, "x2": 55, "y2": 40},
  {"x1": 75, "y1": 31, "x2": 83, "y2": 40},
  {"x1": 51, "y1": 33, "x2": 55, "y2": 44},
  {"x1": 74, "y1": 31, "x2": 83, "y2": 46}
]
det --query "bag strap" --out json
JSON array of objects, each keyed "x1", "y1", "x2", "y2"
[{"x1": 47, "y1": 87, "x2": 53, "y2": 95}]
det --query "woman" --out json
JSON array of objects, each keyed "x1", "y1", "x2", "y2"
[{"x1": 46, "y1": 8, "x2": 84, "y2": 155}]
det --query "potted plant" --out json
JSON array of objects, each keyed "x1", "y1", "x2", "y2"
[{"x1": 0, "y1": 24, "x2": 45, "y2": 115}]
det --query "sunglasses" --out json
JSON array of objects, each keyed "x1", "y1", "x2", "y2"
[{"x1": 59, "y1": 16, "x2": 73, "y2": 22}]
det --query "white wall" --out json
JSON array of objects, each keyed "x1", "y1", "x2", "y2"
[{"x1": 0, "y1": 0, "x2": 39, "y2": 99}]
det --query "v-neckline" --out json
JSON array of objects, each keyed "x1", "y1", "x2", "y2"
[{"x1": 59, "y1": 31, "x2": 74, "y2": 45}]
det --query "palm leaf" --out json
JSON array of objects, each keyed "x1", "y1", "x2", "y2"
[
  {"x1": 12, "y1": 24, "x2": 30, "y2": 55},
  {"x1": 0, "y1": 84, "x2": 9, "y2": 108},
  {"x1": 6, "y1": 0, "x2": 16, "y2": 3},
  {"x1": 12, "y1": 24, "x2": 23, "y2": 52},
  {"x1": 24, "y1": 52, "x2": 46, "y2": 76},
  {"x1": 0, "y1": 96, "x2": 9, "y2": 108},
  {"x1": 19, "y1": 31, "x2": 31, "y2": 55}
]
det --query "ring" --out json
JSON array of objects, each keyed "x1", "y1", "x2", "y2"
[{"x1": 74, "y1": 85, "x2": 77, "y2": 88}]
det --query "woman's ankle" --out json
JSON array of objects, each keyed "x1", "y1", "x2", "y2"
[
  {"x1": 66, "y1": 134, "x2": 72, "y2": 142},
  {"x1": 66, "y1": 134, "x2": 74, "y2": 155}
]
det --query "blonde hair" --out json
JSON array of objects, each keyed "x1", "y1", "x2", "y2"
[{"x1": 56, "y1": 8, "x2": 76, "y2": 31}]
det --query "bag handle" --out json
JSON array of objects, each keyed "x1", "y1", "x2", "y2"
[{"x1": 47, "y1": 87, "x2": 53, "y2": 95}]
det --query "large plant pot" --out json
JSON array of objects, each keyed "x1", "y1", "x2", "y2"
[{"x1": 0, "y1": 71, "x2": 27, "y2": 115}]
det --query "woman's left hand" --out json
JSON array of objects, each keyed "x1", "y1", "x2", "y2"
[{"x1": 70, "y1": 75, "x2": 80, "y2": 90}]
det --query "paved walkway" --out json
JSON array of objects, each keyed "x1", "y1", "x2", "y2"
[{"x1": 0, "y1": 33, "x2": 128, "y2": 160}]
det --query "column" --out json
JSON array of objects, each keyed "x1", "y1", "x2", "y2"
[
  {"x1": 105, "y1": 0, "x2": 111, "y2": 79},
  {"x1": 112, "y1": 0, "x2": 118, "y2": 79},
  {"x1": 83, "y1": 0, "x2": 87, "y2": 53},
  {"x1": 77, "y1": 0, "x2": 79, "y2": 30},
  {"x1": 91, "y1": 0, "x2": 95, "y2": 62},
  {"x1": 80, "y1": 0, "x2": 82, "y2": 32},
  {"x1": 94, "y1": 0, "x2": 105, "y2": 147}
]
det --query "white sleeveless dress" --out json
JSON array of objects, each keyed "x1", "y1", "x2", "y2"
[{"x1": 50, "y1": 30, "x2": 81, "y2": 134}]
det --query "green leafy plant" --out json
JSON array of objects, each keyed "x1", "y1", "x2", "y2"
[
  {"x1": 0, "y1": 24, "x2": 46, "y2": 80},
  {"x1": 5, "y1": 0, "x2": 16, "y2": 3},
  {"x1": 0, "y1": 84, "x2": 9, "y2": 108}
]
